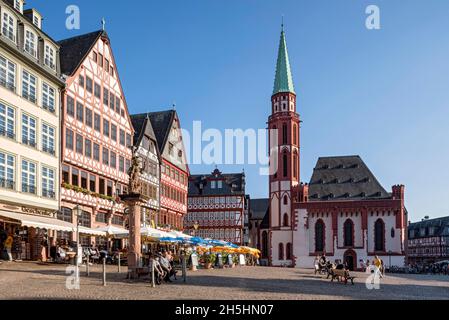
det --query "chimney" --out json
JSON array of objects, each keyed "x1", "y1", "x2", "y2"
[{"x1": 24, "y1": 8, "x2": 43, "y2": 30}]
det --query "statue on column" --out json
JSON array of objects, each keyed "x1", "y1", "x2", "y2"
[{"x1": 127, "y1": 153, "x2": 143, "y2": 195}]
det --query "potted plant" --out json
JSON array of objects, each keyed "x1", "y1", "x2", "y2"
[{"x1": 203, "y1": 253, "x2": 216, "y2": 269}]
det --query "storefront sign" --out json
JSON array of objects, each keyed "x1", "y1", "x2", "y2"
[{"x1": 21, "y1": 206, "x2": 56, "y2": 218}]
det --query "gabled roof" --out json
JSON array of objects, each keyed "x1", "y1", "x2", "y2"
[
  {"x1": 260, "y1": 207, "x2": 270, "y2": 229},
  {"x1": 188, "y1": 168, "x2": 246, "y2": 196},
  {"x1": 408, "y1": 216, "x2": 449, "y2": 239},
  {"x1": 145, "y1": 110, "x2": 176, "y2": 153},
  {"x1": 308, "y1": 155, "x2": 391, "y2": 202},
  {"x1": 249, "y1": 198, "x2": 269, "y2": 220},
  {"x1": 58, "y1": 30, "x2": 105, "y2": 76},
  {"x1": 130, "y1": 113, "x2": 158, "y2": 151},
  {"x1": 273, "y1": 25, "x2": 295, "y2": 95}
]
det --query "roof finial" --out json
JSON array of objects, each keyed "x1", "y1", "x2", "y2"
[
  {"x1": 101, "y1": 17, "x2": 106, "y2": 31},
  {"x1": 281, "y1": 15, "x2": 284, "y2": 32},
  {"x1": 172, "y1": 101, "x2": 176, "y2": 110}
]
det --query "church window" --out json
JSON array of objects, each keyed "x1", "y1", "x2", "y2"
[
  {"x1": 344, "y1": 219, "x2": 354, "y2": 247},
  {"x1": 278, "y1": 243, "x2": 284, "y2": 260},
  {"x1": 283, "y1": 195, "x2": 288, "y2": 205},
  {"x1": 315, "y1": 219, "x2": 325, "y2": 252},
  {"x1": 283, "y1": 213, "x2": 289, "y2": 227},
  {"x1": 282, "y1": 123, "x2": 287, "y2": 144},
  {"x1": 374, "y1": 219, "x2": 385, "y2": 251},
  {"x1": 283, "y1": 154, "x2": 288, "y2": 177},
  {"x1": 286, "y1": 243, "x2": 292, "y2": 260},
  {"x1": 293, "y1": 124, "x2": 297, "y2": 145}
]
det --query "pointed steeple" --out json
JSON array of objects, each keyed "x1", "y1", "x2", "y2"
[{"x1": 273, "y1": 23, "x2": 295, "y2": 95}]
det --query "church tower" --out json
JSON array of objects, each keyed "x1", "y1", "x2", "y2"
[{"x1": 268, "y1": 24, "x2": 300, "y2": 266}]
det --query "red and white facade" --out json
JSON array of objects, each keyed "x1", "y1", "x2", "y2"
[{"x1": 59, "y1": 31, "x2": 133, "y2": 246}]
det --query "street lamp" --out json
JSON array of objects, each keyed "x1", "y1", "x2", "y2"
[{"x1": 74, "y1": 204, "x2": 83, "y2": 284}]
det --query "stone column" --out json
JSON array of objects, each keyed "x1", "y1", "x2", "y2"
[{"x1": 120, "y1": 194, "x2": 145, "y2": 279}]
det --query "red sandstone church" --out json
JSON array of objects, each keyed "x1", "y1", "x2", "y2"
[{"x1": 259, "y1": 25, "x2": 408, "y2": 270}]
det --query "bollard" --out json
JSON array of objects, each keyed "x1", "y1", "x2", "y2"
[
  {"x1": 150, "y1": 259, "x2": 155, "y2": 288},
  {"x1": 182, "y1": 255, "x2": 187, "y2": 283},
  {"x1": 102, "y1": 258, "x2": 106, "y2": 286},
  {"x1": 86, "y1": 252, "x2": 90, "y2": 277},
  {"x1": 118, "y1": 252, "x2": 121, "y2": 273}
]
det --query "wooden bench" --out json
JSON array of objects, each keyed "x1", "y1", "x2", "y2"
[{"x1": 330, "y1": 269, "x2": 356, "y2": 285}]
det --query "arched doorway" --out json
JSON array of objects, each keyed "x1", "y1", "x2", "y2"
[{"x1": 343, "y1": 249, "x2": 357, "y2": 271}]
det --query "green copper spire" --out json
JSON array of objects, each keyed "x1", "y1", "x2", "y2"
[{"x1": 273, "y1": 23, "x2": 295, "y2": 95}]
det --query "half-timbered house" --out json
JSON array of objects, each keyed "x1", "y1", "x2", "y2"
[
  {"x1": 130, "y1": 113, "x2": 160, "y2": 228},
  {"x1": 146, "y1": 110, "x2": 188, "y2": 230},
  {"x1": 58, "y1": 30, "x2": 134, "y2": 247},
  {"x1": 185, "y1": 168, "x2": 248, "y2": 245}
]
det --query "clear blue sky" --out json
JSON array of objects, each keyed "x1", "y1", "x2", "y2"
[{"x1": 38, "y1": 0, "x2": 449, "y2": 222}]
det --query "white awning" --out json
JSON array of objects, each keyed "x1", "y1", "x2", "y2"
[
  {"x1": 95, "y1": 225, "x2": 128, "y2": 236},
  {"x1": 0, "y1": 210, "x2": 74, "y2": 232},
  {"x1": 78, "y1": 226, "x2": 107, "y2": 236}
]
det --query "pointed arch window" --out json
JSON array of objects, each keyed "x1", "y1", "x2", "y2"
[
  {"x1": 283, "y1": 153, "x2": 288, "y2": 177},
  {"x1": 343, "y1": 219, "x2": 354, "y2": 247},
  {"x1": 293, "y1": 154, "x2": 298, "y2": 179},
  {"x1": 283, "y1": 195, "x2": 288, "y2": 205},
  {"x1": 286, "y1": 243, "x2": 292, "y2": 260},
  {"x1": 282, "y1": 123, "x2": 287, "y2": 145},
  {"x1": 374, "y1": 219, "x2": 385, "y2": 251},
  {"x1": 278, "y1": 243, "x2": 284, "y2": 260},
  {"x1": 283, "y1": 213, "x2": 289, "y2": 227},
  {"x1": 315, "y1": 219, "x2": 325, "y2": 252}
]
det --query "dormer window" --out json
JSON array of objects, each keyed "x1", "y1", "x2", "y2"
[
  {"x1": 44, "y1": 44, "x2": 56, "y2": 69},
  {"x1": 217, "y1": 180, "x2": 222, "y2": 189},
  {"x1": 24, "y1": 29, "x2": 37, "y2": 58},
  {"x1": 14, "y1": 0, "x2": 23, "y2": 13},
  {"x1": 211, "y1": 181, "x2": 216, "y2": 189},
  {"x1": 2, "y1": 11, "x2": 16, "y2": 42}
]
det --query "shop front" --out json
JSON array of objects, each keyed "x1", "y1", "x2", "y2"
[{"x1": 0, "y1": 206, "x2": 74, "y2": 262}]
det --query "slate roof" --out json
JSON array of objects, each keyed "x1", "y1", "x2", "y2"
[
  {"x1": 308, "y1": 155, "x2": 391, "y2": 202},
  {"x1": 188, "y1": 168, "x2": 246, "y2": 196},
  {"x1": 142, "y1": 110, "x2": 176, "y2": 153},
  {"x1": 249, "y1": 199, "x2": 269, "y2": 220},
  {"x1": 58, "y1": 30, "x2": 105, "y2": 76},
  {"x1": 273, "y1": 25, "x2": 295, "y2": 95},
  {"x1": 408, "y1": 217, "x2": 449, "y2": 239},
  {"x1": 260, "y1": 208, "x2": 270, "y2": 229},
  {"x1": 130, "y1": 114, "x2": 158, "y2": 150}
]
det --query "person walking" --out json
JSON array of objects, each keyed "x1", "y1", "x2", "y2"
[
  {"x1": 4, "y1": 233, "x2": 13, "y2": 262},
  {"x1": 374, "y1": 255, "x2": 383, "y2": 278}
]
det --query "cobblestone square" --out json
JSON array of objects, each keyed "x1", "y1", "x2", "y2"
[{"x1": 0, "y1": 262, "x2": 448, "y2": 300}]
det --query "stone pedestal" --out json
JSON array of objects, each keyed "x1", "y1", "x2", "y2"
[{"x1": 120, "y1": 193, "x2": 145, "y2": 279}]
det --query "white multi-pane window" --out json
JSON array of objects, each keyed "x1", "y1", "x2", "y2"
[
  {"x1": 22, "y1": 70, "x2": 37, "y2": 103},
  {"x1": 14, "y1": 0, "x2": 23, "y2": 12},
  {"x1": 42, "y1": 83, "x2": 55, "y2": 112},
  {"x1": 42, "y1": 167, "x2": 55, "y2": 199},
  {"x1": 24, "y1": 30, "x2": 37, "y2": 57},
  {"x1": 0, "y1": 55, "x2": 16, "y2": 91},
  {"x1": 21, "y1": 159, "x2": 36, "y2": 194},
  {"x1": 0, "y1": 103, "x2": 15, "y2": 139},
  {"x1": 0, "y1": 152, "x2": 15, "y2": 190},
  {"x1": 22, "y1": 114, "x2": 36, "y2": 148},
  {"x1": 2, "y1": 12, "x2": 15, "y2": 42},
  {"x1": 44, "y1": 45, "x2": 55, "y2": 69},
  {"x1": 42, "y1": 123, "x2": 55, "y2": 155}
]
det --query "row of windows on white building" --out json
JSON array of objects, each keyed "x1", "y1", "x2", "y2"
[
  {"x1": 0, "y1": 54, "x2": 57, "y2": 112},
  {"x1": 0, "y1": 102, "x2": 56, "y2": 155},
  {"x1": 0, "y1": 150, "x2": 55, "y2": 198},
  {"x1": 1, "y1": 8, "x2": 56, "y2": 69}
]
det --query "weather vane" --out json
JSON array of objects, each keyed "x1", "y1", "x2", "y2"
[{"x1": 101, "y1": 17, "x2": 106, "y2": 31}]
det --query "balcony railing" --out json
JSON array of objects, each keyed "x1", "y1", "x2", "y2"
[
  {"x1": 23, "y1": 138, "x2": 37, "y2": 148},
  {"x1": 22, "y1": 183, "x2": 36, "y2": 195},
  {"x1": 0, "y1": 129, "x2": 15, "y2": 140},
  {"x1": 0, "y1": 178, "x2": 15, "y2": 190},
  {"x1": 0, "y1": 78, "x2": 16, "y2": 93},
  {"x1": 42, "y1": 145, "x2": 56, "y2": 156},
  {"x1": 42, "y1": 189, "x2": 56, "y2": 199}
]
